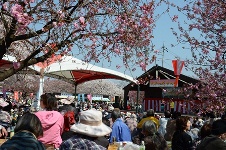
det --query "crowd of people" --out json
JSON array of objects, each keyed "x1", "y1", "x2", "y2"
[{"x1": 0, "y1": 94, "x2": 226, "y2": 150}]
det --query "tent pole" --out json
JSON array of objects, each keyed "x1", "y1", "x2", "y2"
[
  {"x1": 74, "y1": 83, "x2": 77, "y2": 107},
  {"x1": 37, "y1": 68, "x2": 44, "y2": 109},
  {"x1": 136, "y1": 85, "x2": 140, "y2": 114}
]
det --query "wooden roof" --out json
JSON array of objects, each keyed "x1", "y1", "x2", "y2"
[{"x1": 123, "y1": 65, "x2": 199, "y2": 90}]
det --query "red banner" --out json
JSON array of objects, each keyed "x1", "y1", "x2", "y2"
[
  {"x1": 87, "y1": 94, "x2": 92, "y2": 103},
  {"x1": 172, "y1": 60, "x2": 184, "y2": 76},
  {"x1": 172, "y1": 60, "x2": 184, "y2": 87}
]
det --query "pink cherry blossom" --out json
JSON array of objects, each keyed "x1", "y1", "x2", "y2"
[
  {"x1": 139, "y1": 62, "x2": 146, "y2": 71},
  {"x1": 68, "y1": 46, "x2": 73, "y2": 51},
  {"x1": 114, "y1": 49, "x2": 120, "y2": 54},
  {"x1": 0, "y1": 0, "x2": 158, "y2": 85},
  {"x1": 154, "y1": 50, "x2": 159, "y2": 54},
  {"x1": 74, "y1": 22, "x2": 79, "y2": 28},
  {"x1": 53, "y1": 22, "x2": 57, "y2": 28},
  {"x1": 172, "y1": 15, "x2": 178, "y2": 22},
  {"x1": 79, "y1": 17, "x2": 85, "y2": 24},
  {"x1": 13, "y1": 62, "x2": 21, "y2": 70},
  {"x1": 3, "y1": 2, "x2": 8, "y2": 10}
]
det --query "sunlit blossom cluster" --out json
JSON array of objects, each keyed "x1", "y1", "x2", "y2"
[
  {"x1": 0, "y1": 0, "x2": 163, "y2": 79},
  {"x1": 166, "y1": 0, "x2": 226, "y2": 113},
  {"x1": 10, "y1": 3, "x2": 33, "y2": 27}
]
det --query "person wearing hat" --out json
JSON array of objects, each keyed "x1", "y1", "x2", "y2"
[
  {"x1": 59, "y1": 109, "x2": 112, "y2": 150},
  {"x1": 108, "y1": 105, "x2": 114, "y2": 112},
  {"x1": 196, "y1": 119, "x2": 226, "y2": 150},
  {"x1": 125, "y1": 112, "x2": 131, "y2": 118},
  {"x1": 58, "y1": 97, "x2": 76, "y2": 114}
]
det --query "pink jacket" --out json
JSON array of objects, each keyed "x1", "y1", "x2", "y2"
[{"x1": 35, "y1": 111, "x2": 64, "y2": 148}]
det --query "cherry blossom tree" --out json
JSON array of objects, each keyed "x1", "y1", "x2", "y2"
[
  {"x1": 0, "y1": 0, "x2": 162, "y2": 81},
  {"x1": 43, "y1": 78, "x2": 75, "y2": 93},
  {"x1": 3, "y1": 74, "x2": 39, "y2": 93},
  {"x1": 128, "y1": 90, "x2": 145, "y2": 105},
  {"x1": 3, "y1": 75, "x2": 74, "y2": 94},
  {"x1": 76, "y1": 79, "x2": 125, "y2": 98},
  {"x1": 169, "y1": 0, "x2": 226, "y2": 113},
  {"x1": 44, "y1": 79, "x2": 127, "y2": 98},
  {"x1": 3, "y1": 76, "x2": 125, "y2": 99}
]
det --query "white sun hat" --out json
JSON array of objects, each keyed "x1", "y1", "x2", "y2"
[
  {"x1": 60, "y1": 96, "x2": 74, "y2": 104},
  {"x1": 70, "y1": 109, "x2": 112, "y2": 137}
]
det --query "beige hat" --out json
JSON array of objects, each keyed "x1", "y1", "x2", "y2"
[
  {"x1": 70, "y1": 109, "x2": 112, "y2": 137},
  {"x1": 108, "y1": 106, "x2": 114, "y2": 112},
  {"x1": 131, "y1": 113, "x2": 137, "y2": 118},
  {"x1": 126, "y1": 112, "x2": 131, "y2": 117},
  {"x1": 60, "y1": 97, "x2": 74, "y2": 104}
]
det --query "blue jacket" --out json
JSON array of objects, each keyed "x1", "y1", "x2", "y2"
[{"x1": 109, "y1": 118, "x2": 131, "y2": 143}]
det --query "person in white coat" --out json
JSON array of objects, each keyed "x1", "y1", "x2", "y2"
[{"x1": 158, "y1": 110, "x2": 171, "y2": 137}]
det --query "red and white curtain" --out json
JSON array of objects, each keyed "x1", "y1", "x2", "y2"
[{"x1": 143, "y1": 98, "x2": 203, "y2": 114}]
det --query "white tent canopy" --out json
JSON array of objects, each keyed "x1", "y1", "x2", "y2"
[
  {"x1": 30, "y1": 55, "x2": 137, "y2": 85},
  {"x1": 1, "y1": 55, "x2": 137, "y2": 84},
  {"x1": 1, "y1": 55, "x2": 137, "y2": 104}
]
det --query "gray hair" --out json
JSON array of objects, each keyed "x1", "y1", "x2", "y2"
[
  {"x1": 111, "y1": 108, "x2": 121, "y2": 120},
  {"x1": 142, "y1": 120, "x2": 157, "y2": 136}
]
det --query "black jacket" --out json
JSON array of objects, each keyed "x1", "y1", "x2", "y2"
[
  {"x1": 196, "y1": 135, "x2": 226, "y2": 150},
  {"x1": 172, "y1": 130, "x2": 193, "y2": 150}
]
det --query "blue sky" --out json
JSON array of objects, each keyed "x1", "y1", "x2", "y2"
[
  {"x1": 28, "y1": 0, "x2": 196, "y2": 80},
  {"x1": 150, "y1": 1, "x2": 195, "y2": 77},
  {"x1": 87, "y1": 1, "x2": 197, "y2": 79},
  {"x1": 57, "y1": 0, "x2": 213, "y2": 81}
]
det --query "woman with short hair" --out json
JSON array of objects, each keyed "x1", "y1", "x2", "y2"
[
  {"x1": 0, "y1": 112, "x2": 45, "y2": 150},
  {"x1": 142, "y1": 120, "x2": 168, "y2": 150},
  {"x1": 171, "y1": 116, "x2": 193, "y2": 150}
]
